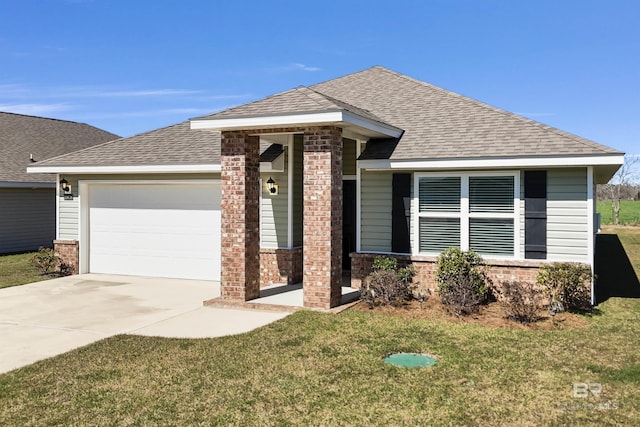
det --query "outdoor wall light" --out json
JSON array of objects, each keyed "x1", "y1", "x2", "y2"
[
  {"x1": 60, "y1": 178, "x2": 73, "y2": 199},
  {"x1": 60, "y1": 178, "x2": 71, "y2": 193},
  {"x1": 266, "y1": 177, "x2": 278, "y2": 195}
]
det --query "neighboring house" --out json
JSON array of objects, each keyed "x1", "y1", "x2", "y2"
[
  {"x1": 27, "y1": 67, "x2": 623, "y2": 308},
  {"x1": 1, "y1": 112, "x2": 118, "y2": 253}
]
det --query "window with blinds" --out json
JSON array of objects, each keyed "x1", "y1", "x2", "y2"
[{"x1": 415, "y1": 173, "x2": 518, "y2": 258}]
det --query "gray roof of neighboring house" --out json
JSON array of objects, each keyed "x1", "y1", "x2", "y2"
[
  {"x1": 29, "y1": 66, "x2": 622, "y2": 170},
  {"x1": 0, "y1": 112, "x2": 119, "y2": 183}
]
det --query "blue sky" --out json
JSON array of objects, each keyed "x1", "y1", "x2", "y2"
[{"x1": 0, "y1": 0, "x2": 638, "y2": 154}]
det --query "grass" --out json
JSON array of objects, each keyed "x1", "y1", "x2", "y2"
[
  {"x1": 602, "y1": 225, "x2": 640, "y2": 275},
  {"x1": 0, "y1": 252, "x2": 50, "y2": 289},
  {"x1": 597, "y1": 200, "x2": 640, "y2": 225},
  {"x1": 1, "y1": 234, "x2": 640, "y2": 425},
  {"x1": 1, "y1": 302, "x2": 638, "y2": 425}
]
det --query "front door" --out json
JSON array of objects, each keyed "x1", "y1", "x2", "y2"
[{"x1": 342, "y1": 180, "x2": 357, "y2": 270}]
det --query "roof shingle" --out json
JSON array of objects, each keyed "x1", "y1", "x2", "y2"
[
  {"x1": 29, "y1": 66, "x2": 622, "y2": 170},
  {"x1": 0, "y1": 112, "x2": 119, "y2": 183},
  {"x1": 311, "y1": 66, "x2": 621, "y2": 159}
]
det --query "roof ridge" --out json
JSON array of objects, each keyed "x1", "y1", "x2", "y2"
[
  {"x1": 373, "y1": 67, "x2": 616, "y2": 154},
  {"x1": 308, "y1": 66, "x2": 384, "y2": 89},
  {"x1": 292, "y1": 86, "x2": 341, "y2": 110},
  {"x1": 308, "y1": 87, "x2": 387, "y2": 123},
  {"x1": 31, "y1": 121, "x2": 186, "y2": 167}
]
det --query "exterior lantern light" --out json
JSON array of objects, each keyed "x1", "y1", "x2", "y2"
[
  {"x1": 266, "y1": 177, "x2": 278, "y2": 195},
  {"x1": 60, "y1": 178, "x2": 73, "y2": 200},
  {"x1": 60, "y1": 178, "x2": 70, "y2": 193}
]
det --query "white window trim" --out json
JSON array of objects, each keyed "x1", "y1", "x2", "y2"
[{"x1": 412, "y1": 171, "x2": 521, "y2": 260}]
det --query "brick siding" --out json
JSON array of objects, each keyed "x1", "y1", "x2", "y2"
[
  {"x1": 220, "y1": 131, "x2": 261, "y2": 301},
  {"x1": 302, "y1": 126, "x2": 343, "y2": 308},
  {"x1": 260, "y1": 247, "x2": 303, "y2": 286},
  {"x1": 351, "y1": 252, "x2": 543, "y2": 293},
  {"x1": 53, "y1": 240, "x2": 79, "y2": 274}
]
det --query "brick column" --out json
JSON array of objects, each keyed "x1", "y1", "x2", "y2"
[
  {"x1": 53, "y1": 240, "x2": 78, "y2": 274},
  {"x1": 220, "y1": 131, "x2": 261, "y2": 300},
  {"x1": 303, "y1": 126, "x2": 343, "y2": 308}
]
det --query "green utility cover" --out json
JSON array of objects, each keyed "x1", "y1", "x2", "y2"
[{"x1": 384, "y1": 353, "x2": 437, "y2": 368}]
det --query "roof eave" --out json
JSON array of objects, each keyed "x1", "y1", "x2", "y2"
[
  {"x1": 0, "y1": 181, "x2": 56, "y2": 189},
  {"x1": 190, "y1": 110, "x2": 403, "y2": 139},
  {"x1": 26, "y1": 164, "x2": 222, "y2": 174},
  {"x1": 359, "y1": 153, "x2": 624, "y2": 184}
]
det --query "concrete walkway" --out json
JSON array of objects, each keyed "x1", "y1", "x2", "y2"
[{"x1": 0, "y1": 274, "x2": 289, "y2": 374}]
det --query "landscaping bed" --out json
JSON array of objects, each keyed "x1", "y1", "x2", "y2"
[{"x1": 352, "y1": 295, "x2": 590, "y2": 330}]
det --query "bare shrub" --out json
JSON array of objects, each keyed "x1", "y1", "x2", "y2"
[
  {"x1": 537, "y1": 263, "x2": 593, "y2": 312},
  {"x1": 360, "y1": 256, "x2": 417, "y2": 307},
  {"x1": 439, "y1": 271, "x2": 487, "y2": 316},
  {"x1": 498, "y1": 281, "x2": 543, "y2": 324},
  {"x1": 30, "y1": 247, "x2": 60, "y2": 275}
]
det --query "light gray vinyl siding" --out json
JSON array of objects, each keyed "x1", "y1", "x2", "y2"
[
  {"x1": 292, "y1": 135, "x2": 303, "y2": 247},
  {"x1": 547, "y1": 168, "x2": 589, "y2": 261},
  {"x1": 0, "y1": 188, "x2": 55, "y2": 253},
  {"x1": 57, "y1": 173, "x2": 221, "y2": 242},
  {"x1": 360, "y1": 170, "x2": 392, "y2": 251},
  {"x1": 343, "y1": 138, "x2": 357, "y2": 176},
  {"x1": 261, "y1": 149, "x2": 289, "y2": 249}
]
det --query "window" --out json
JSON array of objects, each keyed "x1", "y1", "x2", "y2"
[{"x1": 414, "y1": 172, "x2": 519, "y2": 258}]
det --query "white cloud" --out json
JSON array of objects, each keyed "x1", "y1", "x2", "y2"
[
  {"x1": 264, "y1": 63, "x2": 322, "y2": 73},
  {"x1": 293, "y1": 63, "x2": 322, "y2": 72}
]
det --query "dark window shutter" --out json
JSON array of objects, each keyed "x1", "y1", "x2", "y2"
[
  {"x1": 524, "y1": 171, "x2": 547, "y2": 259},
  {"x1": 392, "y1": 173, "x2": 411, "y2": 253}
]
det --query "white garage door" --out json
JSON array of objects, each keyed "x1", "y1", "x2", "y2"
[{"x1": 88, "y1": 182, "x2": 221, "y2": 281}]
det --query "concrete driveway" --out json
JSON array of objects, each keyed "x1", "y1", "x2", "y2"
[{"x1": 0, "y1": 274, "x2": 289, "y2": 374}]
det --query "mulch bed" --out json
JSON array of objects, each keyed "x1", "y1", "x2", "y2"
[{"x1": 352, "y1": 294, "x2": 590, "y2": 330}]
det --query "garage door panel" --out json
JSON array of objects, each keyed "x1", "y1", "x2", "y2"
[{"x1": 88, "y1": 183, "x2": 221, "y2": 281}]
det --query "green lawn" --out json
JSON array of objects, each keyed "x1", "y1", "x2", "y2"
[
  {"x1": 602, "y1": 225, "x2": 640, "y2": 275},
  {"x1": 597, "y1": 200, "x2": 640, "y2": 225},
  {"x1": 1, "y1": 237, "x2": 640, "y2": 425},
  {"x1": 0, "y1": 252, "x2": 50, "y2": 289}
]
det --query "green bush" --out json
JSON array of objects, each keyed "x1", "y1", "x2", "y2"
[
  {"x1": 436, "y1": 248, "x2": 489, "y2": 315},
  {"x1": 537, "y1": 262, "x2": 593, "y2": 311},
  {"x1": 372, "y1": 256, "x2": 398, "y2": 272},
  {"x1": 30, "y1": 247, "x2": 60, "y2": 275},
  {"x1": 361, "y1": 256, "x2": 417, "y2": 307},
  {"x1": 497, "y1": 281, "x2": 543, "y2": 324}
]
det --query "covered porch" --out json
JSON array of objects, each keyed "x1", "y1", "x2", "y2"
[{"x1": 191, "y1": 89, "x2": 402, "y2": 309}]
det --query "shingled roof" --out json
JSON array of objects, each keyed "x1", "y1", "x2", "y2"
[
  {"x1": 196, "y1": 86, "x2": 386, "y2": 125},
  {"x1": 310, "y1": 67, "x2": 621, "y2": 160},
  {"x1": 32, "y1": 121, "x2": 220, "y2": 168},
  {"x1": 0, "y1": 112, "x2": 118, "y2": 184},
  {"x1": 30, "y1": 66, "x2": 622, "y2": 171},
  {"x1": 30, "y1": 120, "x2": 275, "y2": 169}
]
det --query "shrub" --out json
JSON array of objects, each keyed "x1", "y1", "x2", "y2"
[
  {"x1": 372, "y1": 256, "x2": 398, "y2": 272},
  {"x1": 59, "y1": 262, "x2": 75, "y2": 277},
  {"x1": 361, "y1": 256, "x2": 417, "y2": 307},
  {"x1": 498, "y1": 280, "x2": 543, "y2": 323},
  {"x1": 436, "y1": 248, "x2": 489, "y2": 315},
  {"x1": 30, "y1": 247, "x2": 60, "y2": 275},
  {"x1": 537, "y1": 262, "x2": 593, "y2": 311}
]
